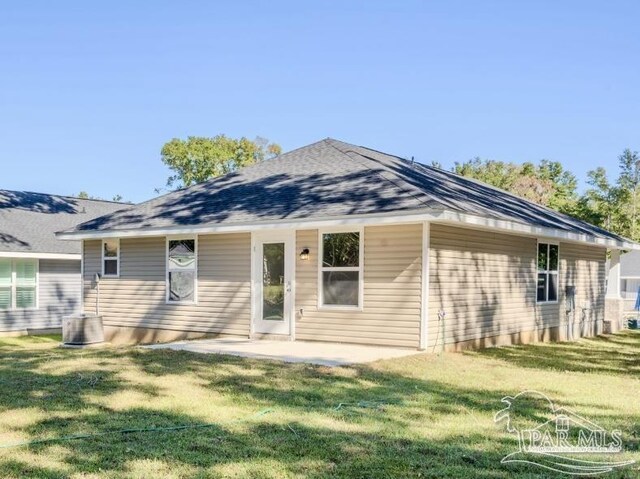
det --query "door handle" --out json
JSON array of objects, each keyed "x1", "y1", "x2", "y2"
[{"x1": 286, "y1": 281, "x2": 292, "y2": 293}]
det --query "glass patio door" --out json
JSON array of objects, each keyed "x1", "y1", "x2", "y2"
[{"x1": 253, "y1": 231, "x2": 293, "y2": 335}]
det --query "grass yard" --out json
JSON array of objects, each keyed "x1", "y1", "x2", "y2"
[{"x1": 0, "y1": 332, "x2": 638, "y2": 478}]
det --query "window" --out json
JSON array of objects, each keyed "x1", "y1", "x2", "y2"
[
  {"x1": 537, "y1": 242, "x2": 559, "y2": 302},
  {"x1": 0, "y1": 259, "x2": 38, "y2": 310},
  {"x1": 319, "y1": 230, "x2": 362, "y2": 308},
  {"x1": 167, "y1": 238, "x2": 197, "y2": 303},
  {"x1": 102, "y1": 239, "x2": 119, "y2": 277},
  {"x1": 0, "y1": 260, "x2": 10, "y2": 310}
]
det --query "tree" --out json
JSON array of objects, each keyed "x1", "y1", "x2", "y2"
[
  {"x1": 537, "y1": 160, "x2": 579, "y2": 213},
  {"x1": 454, "y1": 157, "x2": 521, "y2": 191},
  {"x1": 453, "y1": 158, "x2": 579, "y2": 213},
  {"x1": 577, "y1": 167, "x2": 620, "y2": 232},
  {"x1": 571, "y1": 150, "x2": 640, "y2": 242},
  {"x1": 617, "y1": 149, "x2": 640, "y2": 240},
  {"x1": 161, "y1": 135, "x2": 281, "y2": 189},
  {"x1": 452, "y1": 149, "x2": 640, "y2": 241},
  {"x1": 75, "y1": 192, "x2": 127, "y2": 202}
]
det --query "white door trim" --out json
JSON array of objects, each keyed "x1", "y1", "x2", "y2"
[{"x1": 251, "y1": 230, "x2": 296, "y2": 338}]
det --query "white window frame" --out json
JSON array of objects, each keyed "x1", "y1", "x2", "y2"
[
  {"x1": 165, "y1": 235, "x2": 198, "y2": 305},
  {"x1": 0, "y1": 258, "x2": 39, "y2": 311},
  {"x1": 537, "y1": 241, "x2": 559, "y2": 304},
  {"x1": 318, "y1": 227, "x2": 364, "y2": 311},
  {"x1": 102, "y1": 238, "x2": 120, "y2": 278}
]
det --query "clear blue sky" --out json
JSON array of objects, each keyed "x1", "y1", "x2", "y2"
[{"x1": 1, "y1": 1, "x2": 638, "y2": 203}]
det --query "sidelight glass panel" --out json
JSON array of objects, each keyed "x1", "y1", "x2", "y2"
[{"x1": 262, "y1": 243, "x2": 285, "y2": 321}]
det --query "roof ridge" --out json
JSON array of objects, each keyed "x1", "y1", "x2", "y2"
[{"x1": 324, "y1": 139, "x2": 437, "y2": 210}]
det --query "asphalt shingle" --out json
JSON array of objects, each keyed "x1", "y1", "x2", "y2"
[
  {"x1": 63, "y1": 138, "x2": 628, "y2": 244},
  {"x1": 0, "y1": 191, "x2": 129, "y2": 254}
]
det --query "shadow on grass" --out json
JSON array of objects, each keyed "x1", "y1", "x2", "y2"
[
  {"x1": 467, "y1": 330, "x2": 640, "y2": 377},
  {"x1": 0, "y1": 336, "x2": 636, "y2": 478}
]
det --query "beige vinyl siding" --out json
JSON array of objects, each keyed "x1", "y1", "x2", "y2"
[
  {"x1": 429, "y1": 224, "x2": 607, "y2": 349},
  {"x1": 83, "y1": 234, "x2": 251, "y2": 336},
  {"x1": 296, "y1": 224, "x2": 422, "y2": 348},
  {"x1": 559, "y1": 242, "x2": 606, "y2": 324},
  {"x1": 83, "y1": 240, "x2": 101, "y2": 312}
]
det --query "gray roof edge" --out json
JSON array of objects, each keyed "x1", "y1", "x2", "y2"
[
  {"x1": 0, "y1": 189, "x2": 131, "y2": 207},
  {"x1": 56, "y1": 206, "x2": 640, "y2": 250}
]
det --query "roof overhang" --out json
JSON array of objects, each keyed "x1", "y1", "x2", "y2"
[
  {"x1": 0, "y1": 251, "x2": 81, "y2": 260},
  {"x1": 55, "y1": 209, "x2": 640, "y2": 251}
]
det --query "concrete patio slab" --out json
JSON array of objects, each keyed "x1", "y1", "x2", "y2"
[{"x1": 143, "y1": 338, "x2": 421, "y2": 366}]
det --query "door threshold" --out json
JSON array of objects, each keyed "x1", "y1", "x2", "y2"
[{"x1": 250, "y1": 333, "x2": 294, "y2": 341}]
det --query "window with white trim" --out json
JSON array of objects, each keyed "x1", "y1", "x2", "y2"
[
  {"x1": 167, "y1": 238, "x2": 197, "y2": 303},
  {"x1": 0, "y1": 259, "x2": 38, "y2": 310},
  {"x1": 102, "y1": 239, "x2": 119, "y2": 277},
  {"x1": 537, "y1": 242, "x2": 559, "y2": 302},
  {"x1": 319, "y1": 231, "x2": 362, "y2": 308}
]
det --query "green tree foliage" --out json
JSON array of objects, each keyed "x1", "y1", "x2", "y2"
[
  {"x1": 75, "y1": 192, "x2": 127, "y2": 202},
  {"x1": 617, "y1": 149, "x2": 640, "y2": 240},
  {"x1": 577, "y1": 150, "x2": 640, "y2": 241},
  {"x1": 453, "y1": 158, "x2": 578, "y2": 214},
  {"x1": 161, "y1": 135, "x2": 282, "y2": 189},
  {"x1": 453, "y1": 149, "x2": 640, "y2": 242},
  {"x1": 577, "y1": 167, "x2": 620, "y2": 232}
]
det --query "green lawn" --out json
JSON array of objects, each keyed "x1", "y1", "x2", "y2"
[{"x1": 0, "y1": 332, "x2": 638, "y2": 478}]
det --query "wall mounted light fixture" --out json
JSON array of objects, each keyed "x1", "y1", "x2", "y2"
[{"x1": 299, "y1": 248, "x2": 310, "y2": 260}]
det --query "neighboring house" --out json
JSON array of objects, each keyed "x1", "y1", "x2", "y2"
[
  {"x1": 620, "y1": 250, "x2": 640, "y2": 310},
  {"x1": 0, "y1": 191, "x2": 128, "y2": 335},
  {"x1": 57, "y1": 139, "x2": 639, "y2": 350}
]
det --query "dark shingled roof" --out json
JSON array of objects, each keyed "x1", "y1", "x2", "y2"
[
  {"x1": 65, "y1": 138, "x2": 629, "y2": 244},
  {"x1": 0, "y1": 191, "x2": 129, "y2": 254}
]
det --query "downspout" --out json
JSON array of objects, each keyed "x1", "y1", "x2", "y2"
[
  {"x1": 94, "y1": 273, "x2": 101, "y2": 316},
  {"x1": 419, "y1": 222, "x2": 430, "y2": 350}
]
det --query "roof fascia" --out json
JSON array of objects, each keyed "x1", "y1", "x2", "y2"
[{"x1": 55, "y1": 209, "x2": 640, "y2": 251}]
